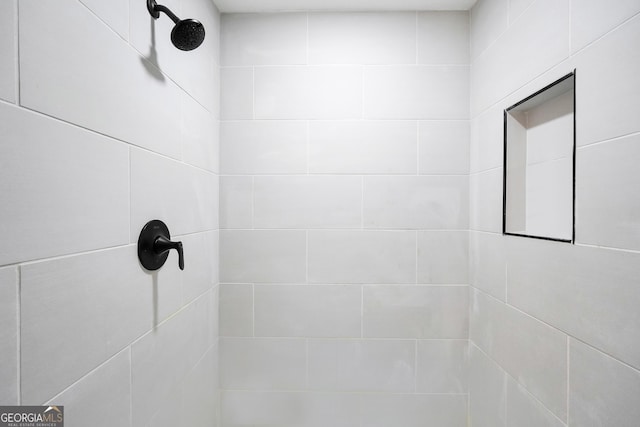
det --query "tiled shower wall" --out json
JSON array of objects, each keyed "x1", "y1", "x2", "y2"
[
  {"x1": 469, "y1": 0, "x2": 640, "y2": 425},
  {"x1": 219, "y1": 12, "x2": 471, "y2": 426},
  {"x1": 0, "y1": 0, "x2": 220, "y2": 426}
]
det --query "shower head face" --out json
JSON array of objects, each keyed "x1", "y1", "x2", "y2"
[{"x1": 171, "y1": 19, "x2": 205, "y2": 51}]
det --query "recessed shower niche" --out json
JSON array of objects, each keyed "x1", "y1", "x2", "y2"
[{"x1": 503, "y1": 72, "x2": 576, "y2": 242}]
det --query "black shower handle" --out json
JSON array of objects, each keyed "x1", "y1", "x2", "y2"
[{"x1": 154, "y1": 235, "x2": 184, "y2": 270}]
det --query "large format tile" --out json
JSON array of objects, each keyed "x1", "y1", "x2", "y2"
[
  {"x1": 308, "y1": 231, "x2": 416, "y2": 284},
  {"x1": 78, "y1": 0, "x2": 128, "y2": 39},
  {"x1": 308, "y1": 339, "x2": 415, "y2": 392},
  {"x1": 308, "y1": 12, "x2": 416, "y2": 65},
  {"x1": 507, "y1": 237, "x2": 640, "y2": 370},
  {"x1": 364, "y1": 65, "x2": 469, "y2": 119},
  {"x1": 470, "y1": 289, "x2": 568, "y2": 419},
  {"x1": 180, "y1": 347, "x2": 218, "y2": 427},
  {"x1": 363, "y1": 285, "x2": 468, "y2": 339},
  {"x1": 470, "y1": 105, "x2": 503, "y2": 173},
  {"x1": 221, "y1": 13, "x2": 306, "y2": 66},
  {"x1": 220, "y1": 337, "x2": 307, "y2": 390},
  {"x1": 220, "y1": 230, "x2": 306, "y2": 283},
  {"x1": 0, "y1": 103, "x2": 129, "y2": 266},
  {"x1": 469, "y1": 168, "x2": 503, "y2": 233},
  {"x1": 131, "y1": 293, "x2": 213, "y2": 426},
  {"x1": 570, "y1": 339, "x2": 640, "y2": 427},
  {"x1": 130, "y1": 148, "x2": 217, "y2": 241},
  {"x1": 576, "y1": 135, "x2": 640, "y2": 251},
  {"x1": 254, "y1": 66, "x2": 363, "y2": 119},
  {"x1": 506, "y1": 378, "x2": 565, "y2": 427},
  {"x1": 469, "y1": 0, "x2": 508, "y2": 60},
  {"x1": 220, "y1": 67, "x2": 253, "y2": 120},
  {"x1": 20, "y1": 246, "x2": 181, "y2": 404},
  {"x1": 361, "y1": 394, "x2": 467, "y2": 427},
  {"x1": 363, "y1": 176, "x2": 469, "y2": 230},
  {"x1": 219, "y1": 284, "x2": 253, "y2": 337},
  {"x1": 221, "y1": 121, "x2": 307, "y2": 174},
  {"x1": 469, "y1": 231, "x2": 506, "y2": 300},
  {"x1": 0, "y1": 267, "x2": 18, "y2": 405},
  {"x1": 255, "y1": 285, "x2": 361, "y2": 338},
  {"x1": 219, "y1": 176, "x2": 253, "y2": 229},
  {"x1": 309, "y1": 120, "x2": 417, "y2": 174},
  {"x1": 0, "y1": 0, "x2": 16, "y2": 103},
  {"x1": 221, "y1": 391, "x2": 361, "y2": 427},
  {"x1": 253, "y1": 176, "x2": 362, "y2": 229},
  {"x1": 417, "y1": 231, "x2": 469, "y2": 284},
  {"x1": 47, "y1": 349, "x2": 131, "y2": 427},
  {"x1": 572, "y1": 0, "x2": 640, "y2": 53},
  {"x1": 181, "y1": 93, "x2": 219, "y2": 172},
  {"x1": 418, "y1": 120, "x2": 470, "y2": 175},
  {"x1": 416, "y1": 340, "x2": 468, "y2": 393},
  {"x1": 508, "y1": 0, "x2": 536, "y2": 24},
  {"x1": 19, "y1": 0, "x2": 182, "y2": 159},
  {"x1": 468, "y1": 343, "x2": 507, "y2": 427},
  {"x1": 575, "y1": 14, "x2": 640, "y2": 145},
  {"x1": 417, "y1": 12, "x2": 469, "y2": 65},
  {"x1": 180, "y1": 231, "x2": 218, "y2": 304}
]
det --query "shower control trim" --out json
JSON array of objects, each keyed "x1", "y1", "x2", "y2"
[{"x1": 138, "y1": 220, "x2": 184, "y2": 271}]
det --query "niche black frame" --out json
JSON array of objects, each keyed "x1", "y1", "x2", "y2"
[{"x1": 502, "y1": 70, "x2": 577, "y2": 244}]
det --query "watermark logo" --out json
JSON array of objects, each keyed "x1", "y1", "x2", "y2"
[{"x1": 0, "y1": 406, "x2": 64, "y2": 427}]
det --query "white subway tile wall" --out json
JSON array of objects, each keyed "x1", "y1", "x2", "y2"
[
  {"x1": 469, "y1": 1, "x2": 640, "y2": 426},
  {"x1": 0, "y1": 0, "x2": 220, "y2": 425},
  {"x1": 219, "y1": 10, "x2": 470, "y2": 426}
]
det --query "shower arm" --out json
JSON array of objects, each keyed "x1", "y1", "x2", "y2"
[{"x1": 147, "y1": 0, "x2": 180, "y2": 24}]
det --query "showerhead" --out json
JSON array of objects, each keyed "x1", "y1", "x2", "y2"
[{"x1": 147, "y1": 0, "x2": 205, "y2": 51}]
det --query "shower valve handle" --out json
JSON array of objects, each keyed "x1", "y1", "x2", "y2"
[{"x1": 154, "y1": 235, "x2": 184, "y2": 270}]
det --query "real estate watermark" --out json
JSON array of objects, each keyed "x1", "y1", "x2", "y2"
[{"x1": 0, "y1": 406, "x2": 63, "y2": 427}]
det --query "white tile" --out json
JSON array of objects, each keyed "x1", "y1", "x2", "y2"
[
  {"x1": 180, "y1": 347, "x2": 218, "y2": 427},
  {"x1": 468, "y1": 343, "x2": 507, "y2": 427},
  {"x1": 130, "y1": 149, "x2": 217, "y2": 241},
  {"x1": 221, "y1": 67, "x2": 253, "y2": 120},
  {"x1": 255, "y1": 66, "x2": 363, "y2": 119},
  {"x1": 364, "y1": 65, "x2": 469, "y2": 119},
  {"x1": 363, "y1": 285, "x2": 468, "y2": 339},
  {"x1": 220, "y1": 230, "x2": 306, "y2": 283},
  {"x1": 418, "y1": 120, "x2": 470, "y2": 174},
  {"x1": 308, "y1": 120, "x2": 417, "y2": 174},
  {"x1": 469, "y1": 231, "x2": 506, "y2": 300},
  {"x1": 308, "y1": 231, "x2": 416, "y2": 284},
  {"x1": 508, "y1": 0, "x2": 536, "y2": 24},
  {"x1": 0, "y1": 103, "x2": 129, "y2": 266},
  {"x1": 470, "y1": 289, "x2": 567, "y2": 419},
  {"x1": 221, "y1": 120, "x2": 307, "y2": 174},
  {"x1": 19, "y1": 0, "x2": 183, "y2": 159},
  {"x1": 220, "y1": 284, "x2": 253, "y2": 337},
  {"x1": 253, "y1": 176, "x2": 362, "y2": 229},
  {"x1": 182, "y1": 93, "x2": 219, "y2": 172},
  {"x1": 417, "y1": 12, "x2": 469, "y2": 65},
  {"x1": 506, "y1": 237, "x2": 640, "y2": 370},
  {"x1": 221, "y1": 391, "x2": 361, "y2": 427},
  {"x1": 470, "y1": 105, "x2": 503, "y2": 173},
  {"x1": 255, "y1": 285, "x2": 361, "y2": 338},
  {"x1": 20, "y1": 246, "x2": 181, "y2": 404},
  {"x1": 572, "y1": 0, "x2": 640, "y2": 53},
  {"x1": 129, "y1": 0, "x2": 219, "y2": 112},
  {"x1": 308, "y1": 339, "x2": 415, "y2": 392},
  {"x1": 308, "y1": 12, "x2": 416, "y2": 65},
  {"x1": 363, "y1": 176, "x2": 469, "y2": 230},
  {"x1": 576, "y1": 135, "x2": 640, "y2": 251},
  {"x1": 470, "y1": 0, "x2": 508, "y2": 60},
  {"x1": 47, "y1": 349, "x2": 131, "y2": 427},
  {"x1": 180, "y1": 231, "x2": 218, "y2": 304},
  {"x1": 469, "y1": 168, "x2": 503, "y2": 232},
  {"x1": 570, "y1": 339, "x2": 640, "y2": 427},
  {"x1": 416, "y1": 340, "x2": 468, "y2": 393},
  {"x1": 132, "y1": 293, "x2": 213, "y2": 426},
  {"x1": 417, "y1": 231, "x2": 469, "y2": 284},
  {"x1": 0, "y1": 267, "x2": 18, "y2": 405},
  {"x1": 0, "y1": 0, "x2": 16, "y2": 103},
  {"x1": 220, "y1": 337, "x2": 307, "y2": 389},
  {"x1": 219, "y1": 176, "x2": 253, "y2": 229},
  {"x1": 361, "y1": 394, "x2": 467, "y2": 427},
  {"x1": 79, "y1": 0, "x2": 128, "y2": 39},
  {"x1": 575, "y1": 15, "x2": 640, "y2": 145},
  {"x1": 221, "y1": 13, "x2": 307, "y2": 66},
  {"x1": 471, "y1": 0, "x2": 570, "y2": 115},
  {"x1": 506, "y1": 378, "x2": 565, "y2": 427}
]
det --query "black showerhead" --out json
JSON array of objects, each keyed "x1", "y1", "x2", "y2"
[{"x1": 147, "y1": 0, "x2": 205, "y2": 51}]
